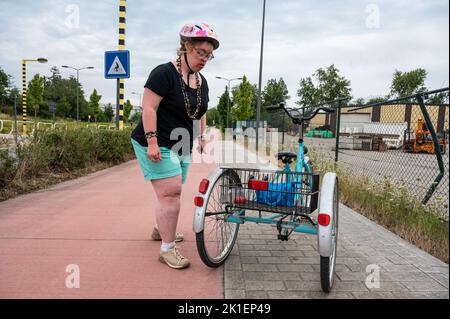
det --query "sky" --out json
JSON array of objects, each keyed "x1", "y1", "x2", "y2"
[{"x1": 0, "y1": 0, "x2": 448, "y2": 109}]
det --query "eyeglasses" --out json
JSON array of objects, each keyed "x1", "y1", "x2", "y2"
[{"x1": 193, "y1": 47, "x2": 214, "y2": 61}]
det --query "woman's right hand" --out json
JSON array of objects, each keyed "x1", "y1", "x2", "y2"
[{"x1": 147, "y1": 144, "x2": 162, "y2": 162}]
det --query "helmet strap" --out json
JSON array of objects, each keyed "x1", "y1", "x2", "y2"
[{"x1": 183, "y1": 52, "x2": 195, "y2": 87}]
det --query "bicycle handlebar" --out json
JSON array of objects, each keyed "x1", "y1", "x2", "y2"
[{"x1": 266, "y1": 103, "x2": 335, "y2": 123}]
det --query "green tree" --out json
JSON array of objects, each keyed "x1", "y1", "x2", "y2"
[
  {"x1": 367, "y1": 96, "x2": 388, "y2": 104},
  {"x1": 124, "y1": 99, "x2": 133, "y2": 122},
  {"x1": 389, "y1": 69, "x2": 427, "y2": 100},
  {"x1": 262, "y1": 78, "x2": 290, "y2": 128},
  {"x1": 56, "y1": 96, "x2": 70, "y2": 119},
  {"x1": 87, "y1": 89, "x2": 102, "y2": 122},
  {"x1": 296, "y1": 64, "x2": 352, "y2": 107},
  {"x1": 27, "y1": 74, "x2": 44, "y2": 118},
  {"x1": 0, "y1": 67, "x2": 12, "y2": 106},
  {"x1": 353, "y1": 98, "x2": 365, "y2": 105},
  {"x1": 206, "y1": 107, "x2": 220, "y2": 127},
  {"x1": 129, "y1": 111, "x2": 141, "y2": 125},
  {"x1": 428, "y1": 92, "x2": 448, "y2": 105},
  {"x1": 103, "y1": 103, "x2": 115, "y2": 122},
  {"x1": 217, "y1": 87, "x2": 231, "y2": 132},
  {"x1": 231, "y1": 75, "x2": 254, "y2": 121},
  {"x1": 43, "y1": 67, "x2": 88, "y2": 120},
  {"x1": 263, "y1": 78, "x2": 290, "y2": 106},
  {"x1": 296, "y1": 77, "x2": 320, "y2": 107}
]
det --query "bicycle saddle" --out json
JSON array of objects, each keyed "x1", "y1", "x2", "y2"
[{"x1": 276, "y1": 152, "x2": 297, "y2": 163}]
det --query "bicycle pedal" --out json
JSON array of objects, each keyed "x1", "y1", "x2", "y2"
[{"x1": 277, "y1": 234, "x2": 289, "y2": 241}]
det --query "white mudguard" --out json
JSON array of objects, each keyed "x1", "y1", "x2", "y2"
[
  {"x1": 192, "y1": 168, "x2": 224, "y2": 234},
  {"x1": 317, "y1": 172, "x2": 337, "y2": 257}
]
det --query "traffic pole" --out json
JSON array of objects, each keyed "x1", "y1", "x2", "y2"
[
  {"x1": 21, "y1": 60, "x2": 27, "y2": 135},
  {"x1": 116, "y1": 0, "x2": 126, "y2": 130}
]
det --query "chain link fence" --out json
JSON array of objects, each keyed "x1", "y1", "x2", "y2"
[{"x1": 265, "y1": 89, "x2": 449, "y2": 221}]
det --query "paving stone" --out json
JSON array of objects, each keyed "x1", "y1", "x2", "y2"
[
  {"x1": 386, "y1": 255, "x2": 412, "y2": 265},
  {"x1": 225, "y1": 289, "x2": 246, "y2": 299},
  {"x1": 257, "y1": 256, "x2": 291, "y2": 264},
  {"x1": 381, "y1": 264, "x2": 422, "y2": 273},
  {"x1": 224, "y1": 271, "x2": 245, "y2": 290},
  {"x1": 336, "y1": 272, "x2": 367, "y2": 281},
  {"x1": 238, "y1": 244, "x2": 254, "y2": 251},
  {"x1": 267, "y1": 291, "x2": 310, "y2": 299},
  {"x1": 308, "y1": 292, "x2": 355, "y2": 299},
  {"x1": 242, "y1": 264, "x2": 278, "y2": 272},
  {"x1": 224, "y1": 255, "x2": 242, "y2": 271},
  {"x1": 245, "y1": 280, "x2": 285, "y2": 291},
  {"x1": 352, "y1": 291, "x2": 396, "y2": 299},
  {"x1": 392, "y1": 291, "x2": 449, "y2": 299},
  {"x1": 288, "y1": 257, "x2": 319, "y2": 265},
  {"x1": 299, "y1": 272, "x2": 321, "y2": 282},
  {"x1": 336, "y1": 257, "x2": 361, "y2": 265},
  {"x1": 333, "y1": 281, "x2": 369, "y2": 292},
  {"x1": 381, "y1": 272, "x2": 432, "y2": 283},
  {"x1": 284, "y1": 281, "x2": 323, "y2": 292},
  {"x1": 239, "y1": 250, "x2": 271, "y2": 257},
  {"x1": 238, "y1": 239, "x2": 266, "y2": 245},
  {"x1": 271, "y1": 250, "x2": 303, "y2": 257},
  {"x1": 240, "y1": 256, "x2": 258, "y2": 264},
  {"x1": 277, "y1": 264, "x2": 314, "y2": 272},
  {"x1": 427, "y1": 274, "x2": 449, "y2": 289},
  {"x1": 243, "y1": 272, "x2": 283, "y2": 281},
  {"x1": 402, "y1": 281, "x2": 448, "y2": 292},
  {"x1": 246, "y1": 291, "x2": 269, "y2": 299},
  {"x1": 366, "y1": 281, "x2": 409, "y2": 292},
  {"x1": 253, "y1": 244, "x2": 284, "y2": 251}
]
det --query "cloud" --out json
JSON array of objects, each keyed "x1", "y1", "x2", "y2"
[{"x1": 0, "y1": 0, "x2": 448, "y2": 109}]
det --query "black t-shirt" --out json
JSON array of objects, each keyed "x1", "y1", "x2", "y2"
[{"x1": 131, "y1": 62, "x2": 209, "y2": 155}]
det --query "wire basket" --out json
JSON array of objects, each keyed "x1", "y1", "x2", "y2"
[{"x1": 220, "y1": 167, "x2": 319, "y2": 215}]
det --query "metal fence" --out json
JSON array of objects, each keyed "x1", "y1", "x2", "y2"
[{"x1": 266, "y1": 89, "x2": 449, "y2": 220}]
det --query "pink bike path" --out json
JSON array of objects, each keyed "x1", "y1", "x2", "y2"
[{"x1": 0, "y1": 160, "x2": 221, "y2": 298}]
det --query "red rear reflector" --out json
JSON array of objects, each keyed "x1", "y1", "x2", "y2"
[
  {"x1": 194, "y1": 196, "x2": 204, "y2": 207},
  {"x1": 199, "y1": 179, "x2": 209, "y2": 194},
  {"x1": 234, "y1": 196, "x2": 247, "y2": 204},
  {"x1": 318, "y1": 213, "x2": 330, "y2": 226},
  {"x1": 248, "y1": 180, "x2": 269, "y2": 191}
]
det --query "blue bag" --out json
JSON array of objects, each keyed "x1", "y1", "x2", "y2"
[{"x1": 255, "y1": 182, "x2": 295, "y2": 207}]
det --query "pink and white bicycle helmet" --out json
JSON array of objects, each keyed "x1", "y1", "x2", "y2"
[{"x1": 180, "y1": 23, "x2": 220, "y2": 50}]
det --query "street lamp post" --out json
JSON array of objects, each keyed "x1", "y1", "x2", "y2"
[
  {"x1": 21, "y1": 57, "x2": 48, "y2": 135},
  {"x1": 61, "y1": 65, "x2": 94, "y2": 122},
  {"x1": 216, "y1": 76, "x2": 243, "y2": 129},
  {"x1": 131, "y1": 92, "x2": 142, "y2": 111},
  {"x1": 256, "y1": 0, "x2": 267, "y2": 152}
]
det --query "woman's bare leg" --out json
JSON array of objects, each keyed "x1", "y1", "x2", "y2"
[{"x1": 151, "y1": 175, "x2": 182, "y2": 243}]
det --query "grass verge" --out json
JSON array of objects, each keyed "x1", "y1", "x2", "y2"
[{"x1": 0, "y1": 127, "x2": 135, "y2": 201}]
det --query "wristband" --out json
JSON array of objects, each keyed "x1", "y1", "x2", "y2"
[{"x1": 145, "y1": 131, "x2": 158, "y2": 139}]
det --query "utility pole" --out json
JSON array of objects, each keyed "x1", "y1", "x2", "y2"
[
  {"x1": 256, "y1": 0, "x2": 267, "y2": 151},
  {"x1": 117, "y1": 0, "x2": 127, "y2": 130}
]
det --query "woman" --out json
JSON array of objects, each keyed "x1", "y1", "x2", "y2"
[{"x1": 131, "y1": 23, "x2": 219, "y2": 269}]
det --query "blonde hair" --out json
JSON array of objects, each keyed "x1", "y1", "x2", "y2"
[{"x1": 177, "y1": 38, "x2": 213, "y2": 56}]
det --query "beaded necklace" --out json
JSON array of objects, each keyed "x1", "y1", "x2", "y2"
[{"x1": 176, "y1": 54, "x2": 201, "y2": 119}]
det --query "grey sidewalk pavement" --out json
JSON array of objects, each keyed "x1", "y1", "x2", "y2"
[
  {"x1": 222, "y1": 139, "x2": 449, "y2": 299},
  {"x1": 224, "y1": 203, "x2": 449, "y2": 299}
]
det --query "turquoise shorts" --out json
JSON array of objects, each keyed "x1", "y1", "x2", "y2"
[{"x1": 131, "y1": 139, "x2": 191, "y2": 184}]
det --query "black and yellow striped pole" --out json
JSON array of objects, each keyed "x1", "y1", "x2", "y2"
[
  {"x1": 116, "y1": 0, "x2": 126, "y2": 130},
  {"x1": 21, "y1": 58, "x2": 47, "y2": 135}
]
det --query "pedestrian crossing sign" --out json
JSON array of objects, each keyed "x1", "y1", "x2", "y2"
[{"x1": 104, "y1": 50, "x2": 130, "y2": 79}]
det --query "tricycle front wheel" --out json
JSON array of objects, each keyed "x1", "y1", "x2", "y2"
[{"x1": 196, "y1": 169, "x2": 241, "y2": 267}]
